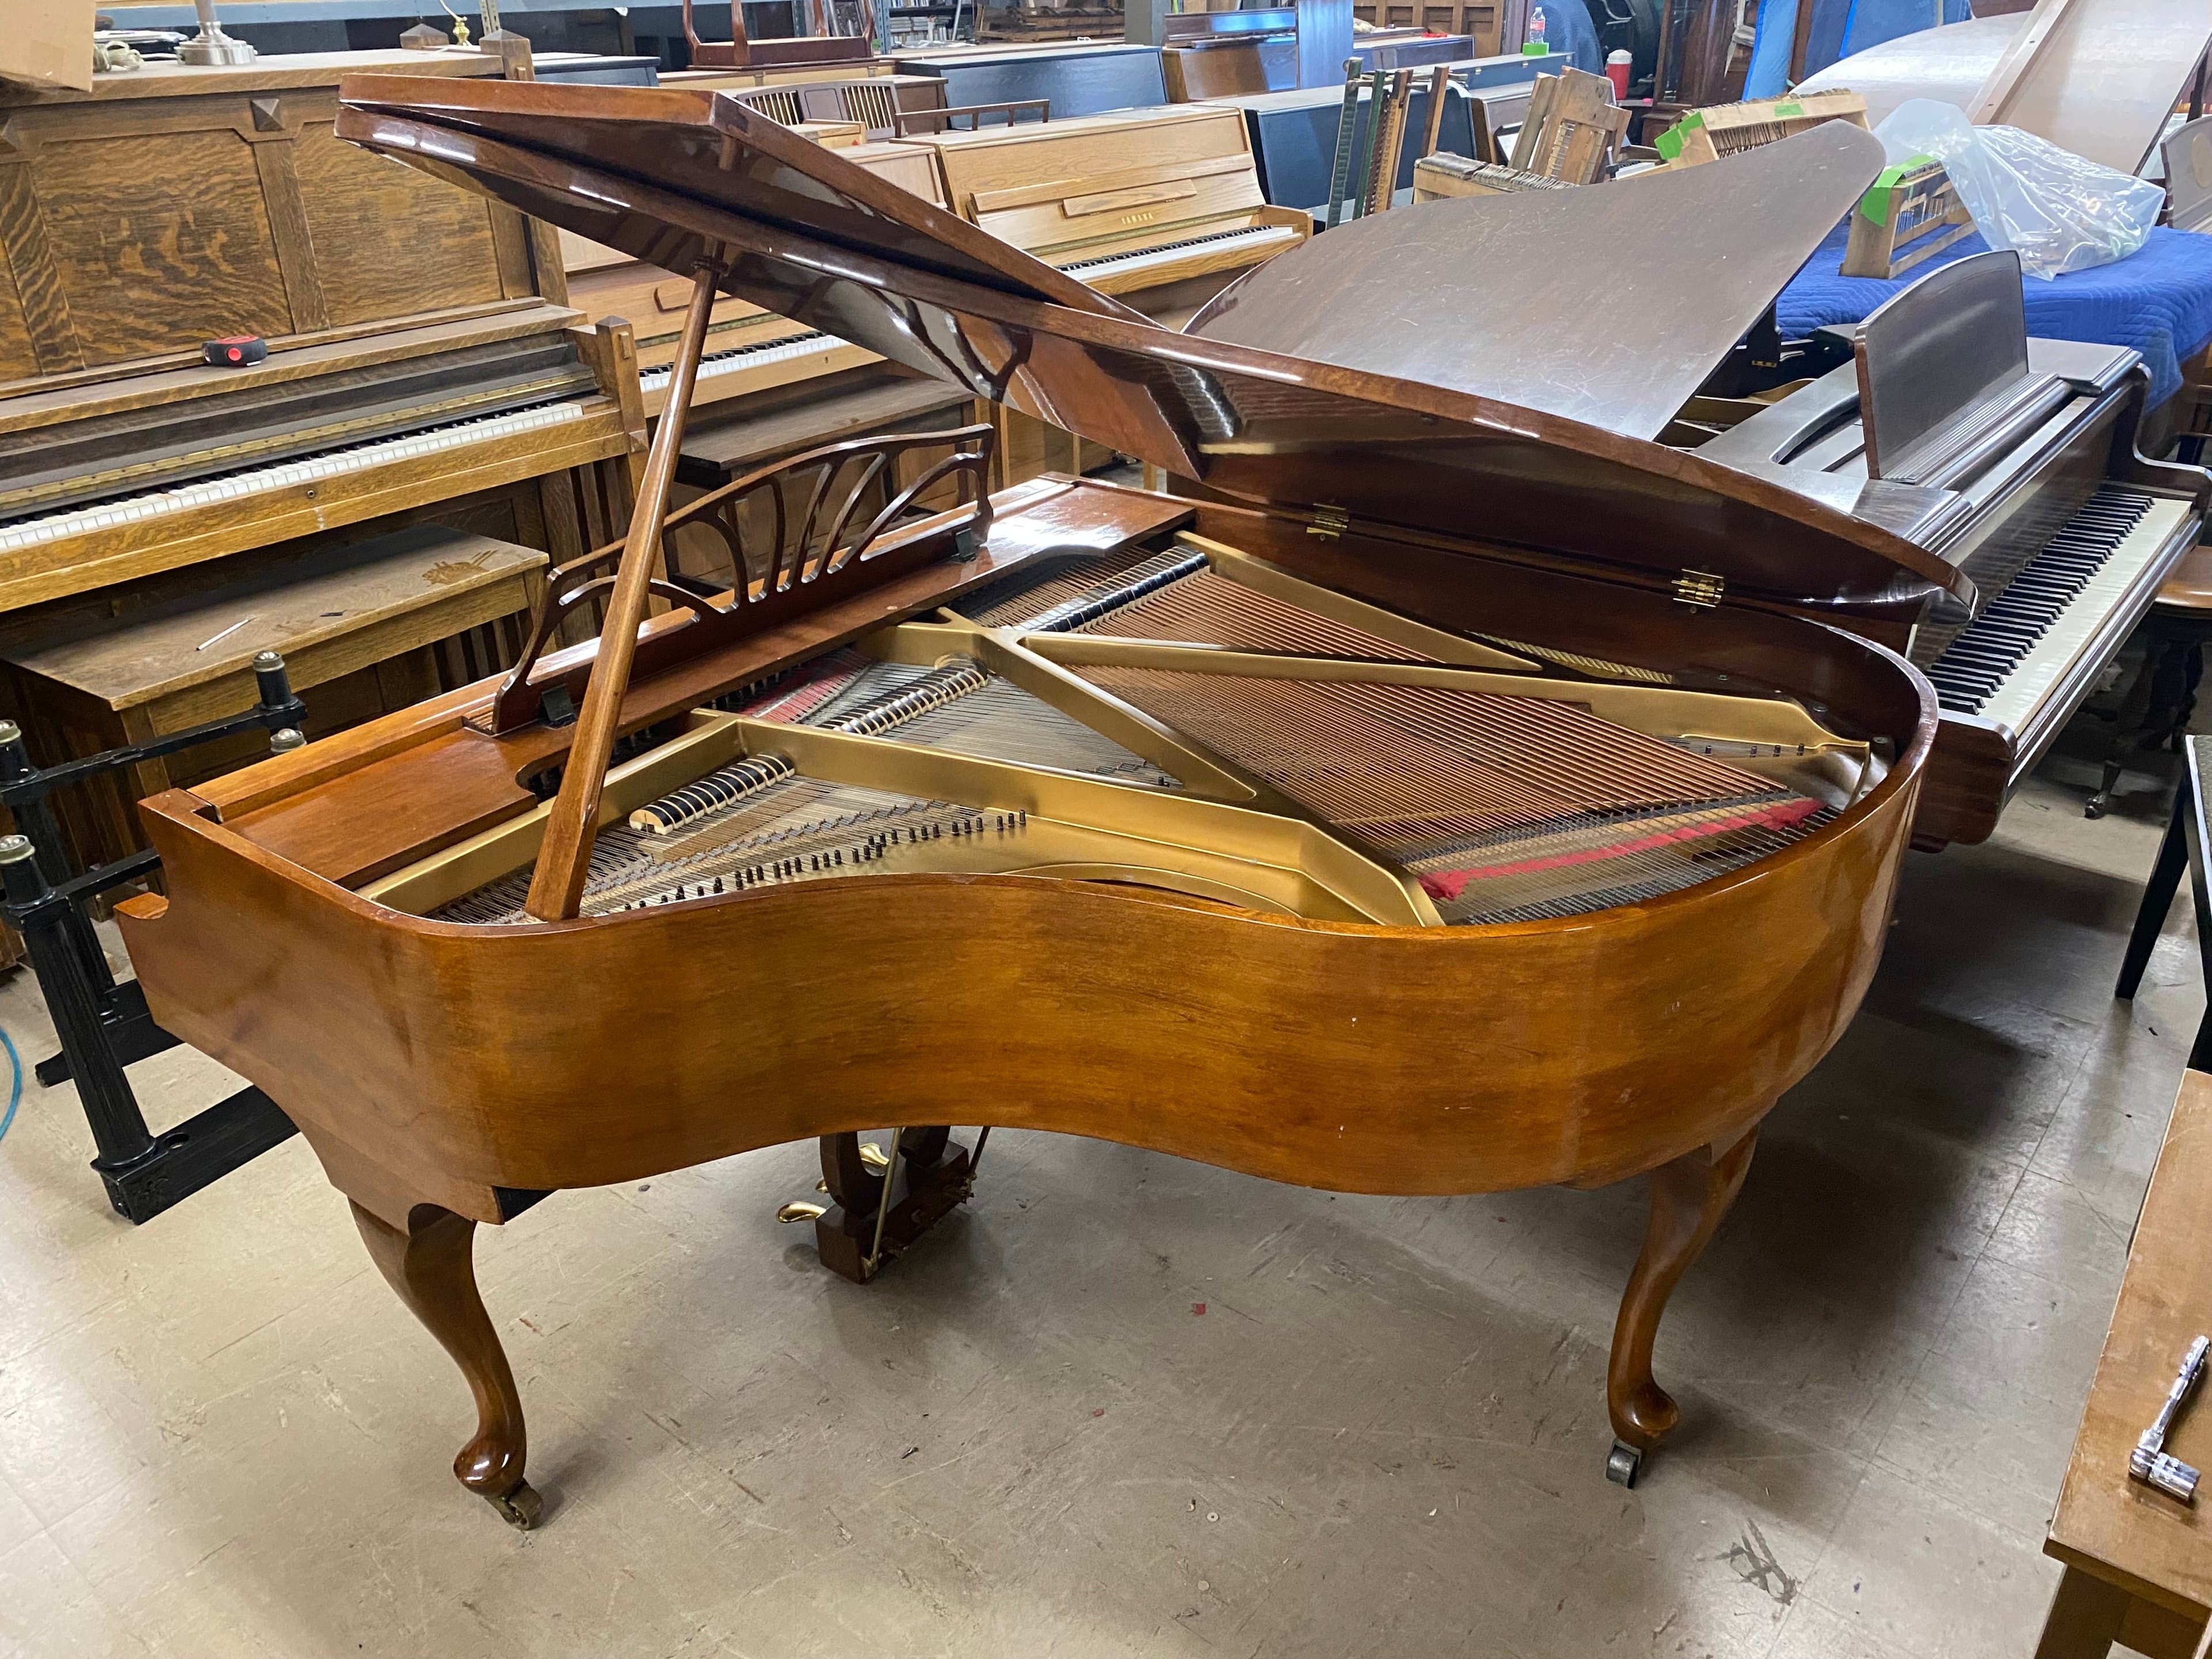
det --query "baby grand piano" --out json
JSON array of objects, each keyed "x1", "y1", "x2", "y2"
[{"x1": 118, "y1": 84, "x2": 1955, "y2": 1527}]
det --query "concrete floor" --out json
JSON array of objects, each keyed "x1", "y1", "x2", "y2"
[{"x1": 0, "y1": 724, "x2": 2200, "y2": 1659}]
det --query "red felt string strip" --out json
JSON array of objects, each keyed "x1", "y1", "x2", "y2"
[{"x1": 1416, "y1": 798, "x2": 1823, "y2": 903}]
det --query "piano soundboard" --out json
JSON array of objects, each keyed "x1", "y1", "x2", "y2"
[{"x1": 380, "y1": 533, "x2": 1870, "y2": 932}]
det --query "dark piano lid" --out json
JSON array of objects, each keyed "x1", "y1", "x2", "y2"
[
  {"x1": 1188, "y1": 123, "x2": 1888, "y2": 443},
  {"x1": 335, "y1": 79, "x2": 1974, "y2": 618},
  {"x1": 336, "y1": 75, "x2": 1142, "y2": 320}
]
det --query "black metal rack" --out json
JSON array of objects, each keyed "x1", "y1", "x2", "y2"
[{"x1": 0, "y1": 650, "x2": 308, "y2": 1222}]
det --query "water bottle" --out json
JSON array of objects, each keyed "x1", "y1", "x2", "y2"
[{"x1": 1524, "y1": 6, "x2": 1548, "y2": 54}]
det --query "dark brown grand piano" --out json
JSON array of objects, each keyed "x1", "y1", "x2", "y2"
[{"x1": 113, "y1": 84, "x2": 1956, "y2": 1528}]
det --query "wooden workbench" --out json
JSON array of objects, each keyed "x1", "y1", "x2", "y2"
[{"x1": 2037, "y1": 1068, "x2": 2212, "y2": 1658}]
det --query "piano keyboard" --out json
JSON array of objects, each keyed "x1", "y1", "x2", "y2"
[
  {"x1": 1918, "y1": 486, "x2": 2169, "y2": 726},
  {"x1": 638, "y1": 329, "x2": 849, "y2": 395},
  {"x1": 1055, "y1": 224, "x2": 1302, "y2": 287},
  {"x1": 0, "y1": 400, "x2": 592, "y2": 556}
]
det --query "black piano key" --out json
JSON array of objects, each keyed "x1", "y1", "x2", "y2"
[{"x1": 1923, "y1": 485, "x2": 2156, "y2": 697}]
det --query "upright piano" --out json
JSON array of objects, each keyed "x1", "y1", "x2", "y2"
[
  {"x1": 119, "y1": 85, "x2": 1949, "y2": 1527},
  {"x1": 0, "y1": 50, "x2": 644, "y2": 873},
  {"x1": 910, "y1": 104, "x2": 1312, "y2": 324}
]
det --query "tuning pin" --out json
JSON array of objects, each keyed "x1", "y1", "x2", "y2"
[
  {"x1": 858, "y1": 1141, "x2": 891, "y2": 1171},
  {"x1": 776, "y1": 1200, "x2": 829, "y2": 1224}
]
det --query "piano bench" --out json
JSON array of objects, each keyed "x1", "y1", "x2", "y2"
[
  {"x1": 2154, "y1": 544, "x2": 2212, "y2": 613},
  {"x1": 2034, "y1": 1069, "x2": 2212, "y2": 1659},
  {"x1": 0, "y1": 524, "x2": 548, "y2": 874}
]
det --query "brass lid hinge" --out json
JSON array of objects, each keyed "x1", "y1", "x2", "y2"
[
  {"x1": 1673, "y1": 569, "x2": 1725, "y2": 608},
  {"x1": 1307, "y1": 505, "x2": 1351, "y2": 541}
]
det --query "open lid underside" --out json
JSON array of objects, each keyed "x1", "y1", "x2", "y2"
[
  {"x1": 336, "y1": 79, "x2": 1973, "y2": 615},
  {"x1": 339, "y1": 76, "x2": 1142, "y2": 319}
]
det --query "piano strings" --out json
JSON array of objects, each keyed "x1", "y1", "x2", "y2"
[
  {"x1": 427, "y1": 544, "x2": 1834, "y2": 930},
  {"x1": 1065, "y1": 565, "x2": 1436, "y2": 658},
  {"x1": 1073, "y1": 665, "x2": 1825, "y2": 921}
]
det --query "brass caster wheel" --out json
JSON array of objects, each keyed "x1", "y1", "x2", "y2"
[
  {"x1": 2085, "y1": 796, "x2": 2111, "y2": 821},
  {"x1": 1604, "y1": 1441, "x2": 1642, "y2": 1488},
  {"x1": 486, "y1": 1479, "x2": 544, "y2": 1529}
]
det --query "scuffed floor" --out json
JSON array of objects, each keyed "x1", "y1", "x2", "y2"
[{"x1": 0, "y1": 728, "x2": 2198, "y2": 1658}]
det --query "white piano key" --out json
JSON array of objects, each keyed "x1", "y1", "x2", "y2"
[
  {"x1": 1059, "y1": 225, "x2": 1299, "y2": 284},
  {"x1": 1957, "y1": 496, "x2": 2194, "y2": 733},
  {"x1": 0, "y1": 402, "x2": 591, "y2": 555},
  {"x1": 637, "y1": 331, "x2": 842, "y2": 395}
]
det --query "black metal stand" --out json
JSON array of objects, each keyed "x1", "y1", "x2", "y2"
[
  {"x1": 2118, "y1": 733, "x2": 2212, "y2": 1071},
  {"x1": 0, "y1": 651, "x2": 308, "y2": 1222}
]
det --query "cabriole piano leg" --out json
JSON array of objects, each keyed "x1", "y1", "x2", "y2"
[
  {"x1": 350, "y1": 1200, "x2": 540, "y2": 1529},
  {"x1": 1604, "y1": 1129, "x2": 1759, "y2": 1488}
]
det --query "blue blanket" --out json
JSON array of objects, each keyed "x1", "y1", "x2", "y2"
[{"x1": 1775, "y1": 219, "x2": 2212, "y2": 408}]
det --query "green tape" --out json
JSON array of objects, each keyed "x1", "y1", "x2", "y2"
[
  {"x1": 1654, "y1": 110, "x2": 1701, "y2": 161},
  {"x1": 1773, "y1": 100, "x2": 1804, "y2": 118},
  {"x1": 1857, "y1": 155, "x2": 1937, "y2": 224}
]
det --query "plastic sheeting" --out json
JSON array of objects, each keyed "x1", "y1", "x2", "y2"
[
  {"x1": 1528, "y1": 0, "x2": 1603, "y2": 74},
  {"x1": 1876, "y1": 99, "x2": 2164, "y2": 278}
]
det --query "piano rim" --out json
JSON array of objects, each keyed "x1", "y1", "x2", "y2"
[
  {"x1": 113, "y1": 529, "x2": 1940, "y2": 1215},
  {"x1": 119, "y1": 730, "x2": 1926, "y2": 1211}
]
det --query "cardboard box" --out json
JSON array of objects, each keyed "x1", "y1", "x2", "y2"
[{"x1": 0, "y1": 1, "x2": 97, "y2": 96}]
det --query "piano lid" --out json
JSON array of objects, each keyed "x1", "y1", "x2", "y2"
[
  {"x1": 336, "y1": 76, "x2": 1142, "y2": 323},
  {"x1": 335, "y1": 79, "x2": 1975, "y2": 617},
  {"x1": 1187, "y1": 123, "x2": 1889, "y2": 443}
]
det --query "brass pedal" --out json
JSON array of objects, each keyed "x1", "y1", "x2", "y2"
[{"x1": 775, "y1": 1199, "x2": 829, "y2": 1224}]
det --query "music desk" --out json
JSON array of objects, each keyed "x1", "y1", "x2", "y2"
[
  {"x1": 2035, "y1": 1069, "x2": 2212, "y2": 1658},
  {"x1": 1779, "y1": 222, "x2": 2212, "y2": 412}
]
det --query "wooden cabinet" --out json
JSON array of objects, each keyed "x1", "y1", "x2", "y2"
[{"x1": 0, "y1": 55, "x2": 544, "y2": 382}]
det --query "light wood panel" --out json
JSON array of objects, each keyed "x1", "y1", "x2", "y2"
[{"x1": 2039, "y1": 1068, "x2": 2212, "y2": 1654}]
